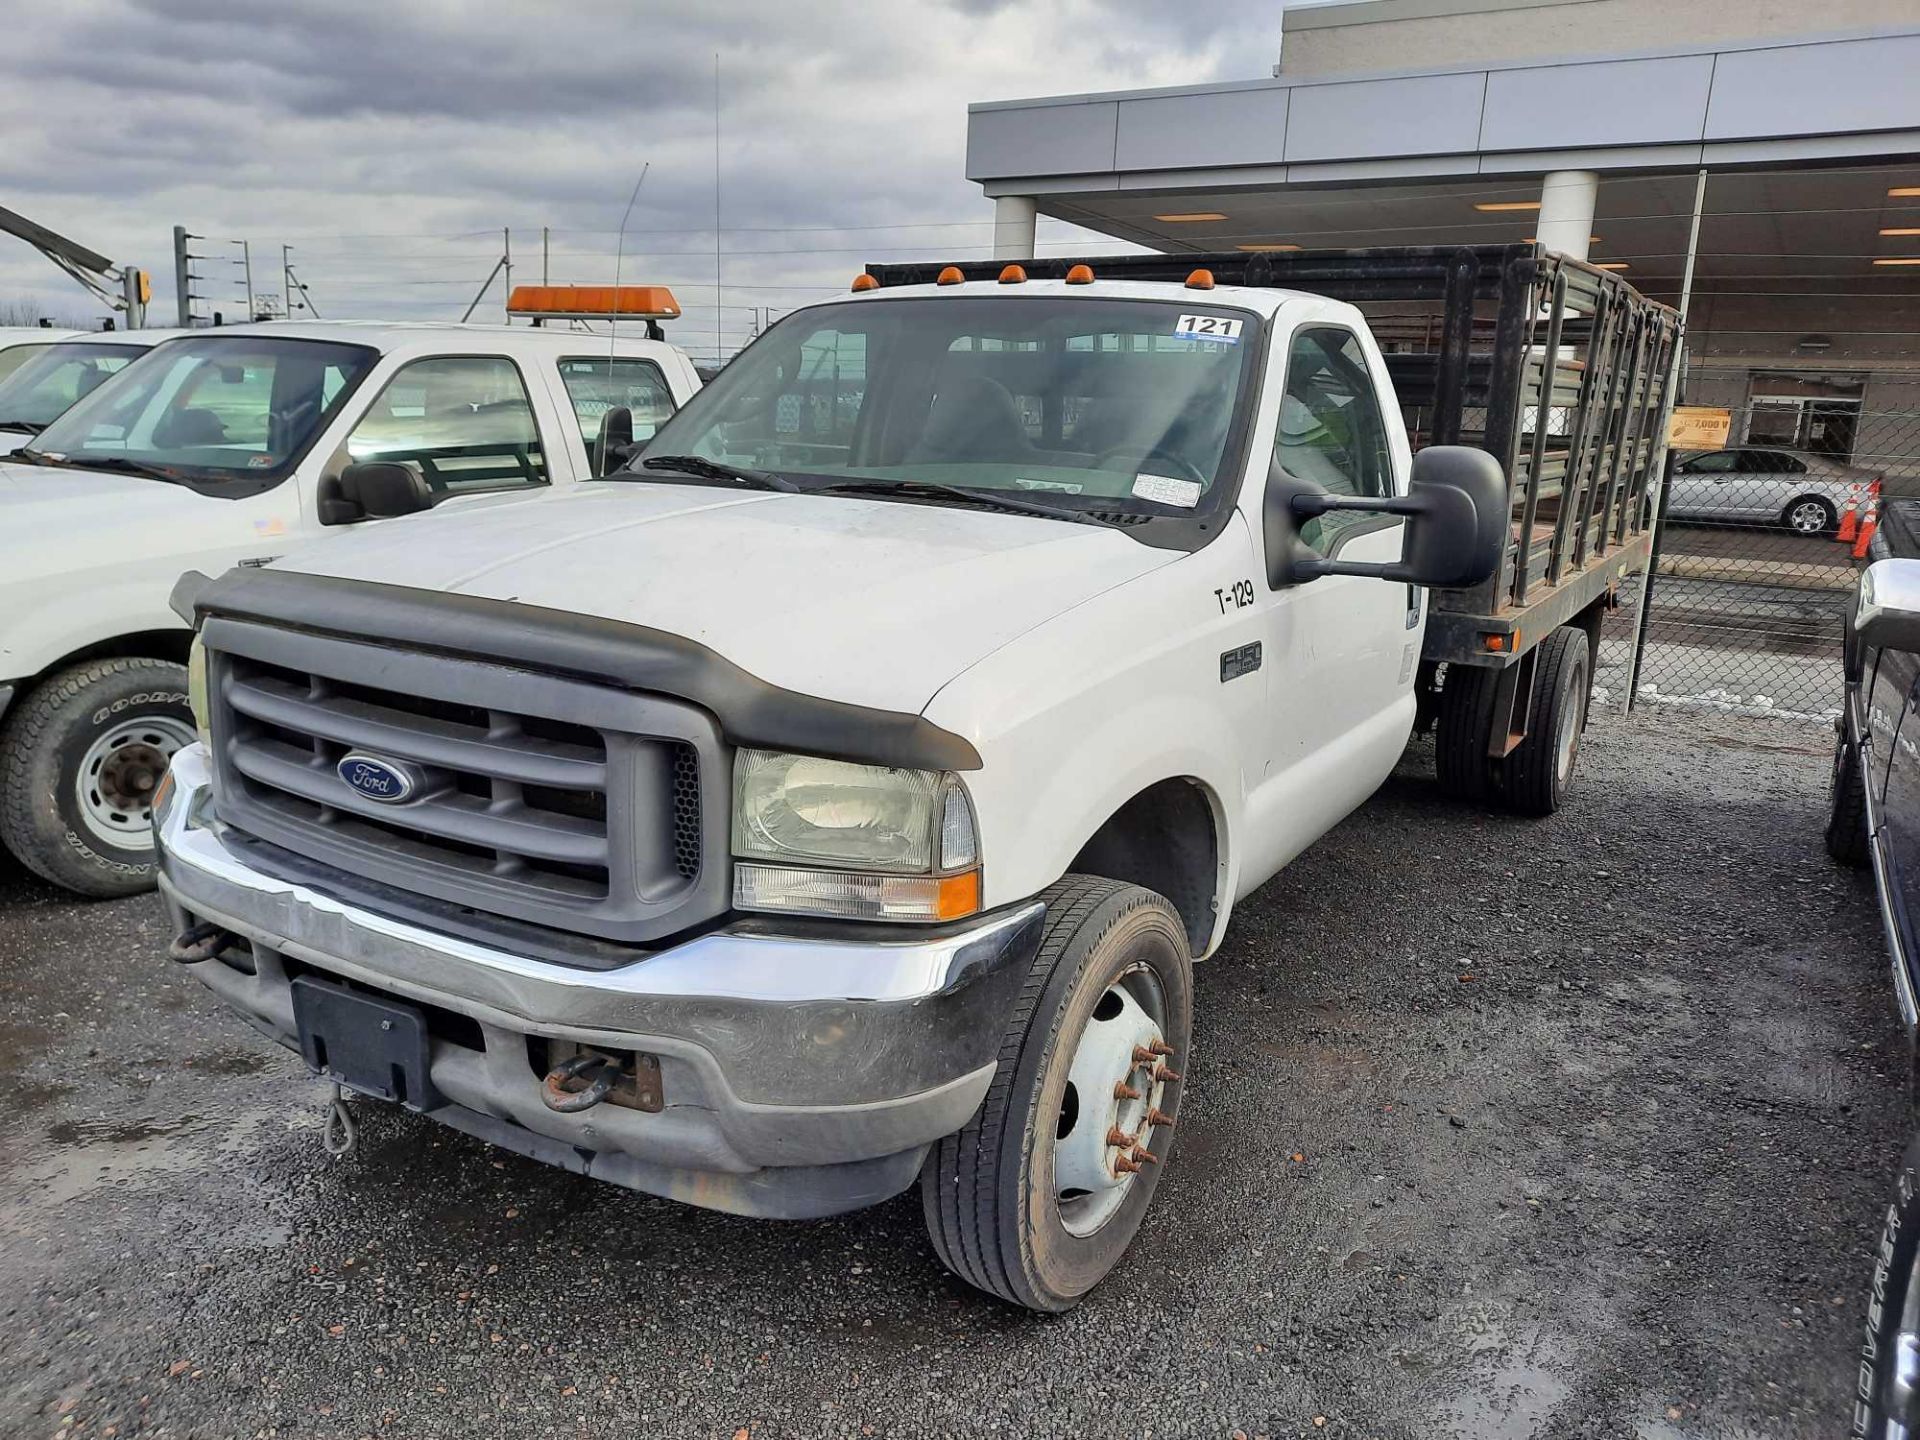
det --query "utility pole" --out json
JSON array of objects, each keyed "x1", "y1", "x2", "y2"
[
  {"x1": 542, "y1": 226, "x2": 549, "y2": 286},
  {"x1": 232, "y1": 239, "x2": 255, "y2": 318},
  {"x1": 503, "y1": 227, "x2": 513, "y2": 319},
  {"x1": 282, "y1": 246, "x2": 318, "y2": 318},
  {"x1": 172, "y1": 226, "x2": 194, "y2": 326}
]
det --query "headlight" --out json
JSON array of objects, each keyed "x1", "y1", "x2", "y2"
[
  {"x1": 731, "y1": 749, "x2": 980, "y2": 922},
  {"x1": 186, "y1": 636, "x2": 211, "y2": 746}
]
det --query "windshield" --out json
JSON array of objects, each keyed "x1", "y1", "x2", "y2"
[
  {"x1": 0, "y1": 343, "x2": 49, "y2": 386},
  {"x1": 0, "y1": 341, "x2": 145, "y2": 432},
  {"x1": 631, "y1": 295, "x2": 1259, "y2": 520},
  {"x1": 26, "y1": 335, "x2": 378, "y2": 493}
]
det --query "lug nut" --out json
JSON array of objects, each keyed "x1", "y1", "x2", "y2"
[
  {"x1": 1114, "y1": 1154, "x2": 1141, "y2": 1175},
  {"x1": 1146, "y1": 1039, "x2": 1174, "y2": 1056},
  {"x1": 1130, "y1": 1146, "x2": 1159, "y2": 1166},
  {"x1": 1113, "y1": 1081, "x2": 1143, "y2": 1102},
  {"x1": 1132, "y1": 1045, "x2": 1157, "y2": 1065},
  {"x1": 1106, "y1": 1126, "x2": 1138, "y2": 1148},
  {"x1": 1146, "y1": 1106, "x2": 1177, "y2": 1129},
  {"x1": 1152, "y1": 1063, "x2": 1183, "y2": 1084}
]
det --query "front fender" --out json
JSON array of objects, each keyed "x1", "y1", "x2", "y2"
[{"x1": 923, "y1": 537, "x2": 1264, "y2": 957}]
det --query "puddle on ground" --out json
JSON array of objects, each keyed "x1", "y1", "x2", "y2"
[
  {"x1": 1426, "y1": 1314, "x2": 1574, "y2": 1439},
  {"x1": 1, "y1": 1105, "x2": 293, "y2": 1243}
]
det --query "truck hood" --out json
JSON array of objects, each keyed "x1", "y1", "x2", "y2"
[
  {"x1": 271, "y1": 482, "x2": 1179, "y2": 713},
  {"x1": 0, "y1": 460, "x2": 256, "y2": 586}
]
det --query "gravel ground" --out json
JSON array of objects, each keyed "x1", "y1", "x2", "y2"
[{"x1": 0, "y1": 708, "x2": 1907, "y2": 1440}]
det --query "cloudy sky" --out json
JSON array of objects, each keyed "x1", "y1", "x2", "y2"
[{"x1": 1, "y1": 0, "x2": 1314, "y2": 361}]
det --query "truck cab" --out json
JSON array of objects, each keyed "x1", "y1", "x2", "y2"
[
  {"x1": 155, "y1": 251, "x2": 1662, "y2": 1310},
  {"x1": 1, "y1": 305, "x2": 701, "y2": 896}
]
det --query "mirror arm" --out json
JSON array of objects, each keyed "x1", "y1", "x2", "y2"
[{"x1": 1291, "y1": 492, "x2": 1421, "y2": 520}]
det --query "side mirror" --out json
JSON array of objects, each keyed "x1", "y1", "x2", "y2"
[
  {"x1": 594, "y1": 405, "x2": 635, "y2": 476},
  {"x1": 1856, "y1": 559, "x2": 1920, "y2": 654},
  {"x1": 321, "y1": 460, "x2": 433, "y2": 524},
  {"x1": 1265, "y1": 445, "x2": 1507, "y2": 590}
]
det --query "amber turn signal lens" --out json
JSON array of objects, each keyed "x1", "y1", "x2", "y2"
[
  {"x1": 849, "y1": 273, "x2": 879, "y2": 292},
  {"x1": 933, "y1": 870, "x2": 982, "y2": 921},
  {"x1": 1185, "y1": 268, "x2": 1215, "y2": 290},
  {"x1": 936, "y1": 266, "x2": 965, "y2": 286},
  {"x1": 1065, "y1": 263, "x2": 1095, "y2": 285}
]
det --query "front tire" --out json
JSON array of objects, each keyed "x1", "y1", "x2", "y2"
[
  {"x1": 1828, "y1": 723, "x2": 1871, "y2": 868},
  {"x1": 0, "y1": 658, "x2": 194, "y2": 897},
  {"x1": 920, "y1": 876, "x2": 1193, "y2": 1312}
]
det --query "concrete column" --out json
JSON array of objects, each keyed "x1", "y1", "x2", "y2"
[
  {"x1": 1535, "y1": 170, "x2": 1598, "y2": 261},
  {"x1": 992, "y1": 195, "x2": 1037, "y2": 261}
]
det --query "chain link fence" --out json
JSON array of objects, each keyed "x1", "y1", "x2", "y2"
[{"x1": 1596, "y1": 379, "x2": 1920, "y2": 724}]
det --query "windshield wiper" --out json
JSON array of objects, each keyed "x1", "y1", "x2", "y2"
[
  {"x1": 812, "y1": 478, "x2": 1117, "y2": 528},
  {"x1": 0, "y1": 420, "x2": 43, "y2": 435},
  {"x1": 23, "y1": 452, "x2": 188, "y2": 484},
  {"x1": 637, "y1": 454, "x2": 800, "y2": 493}
]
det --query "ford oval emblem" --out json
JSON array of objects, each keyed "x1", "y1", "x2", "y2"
[{"x1": 336, "y1": 752, "x2": 423, "y2": 804}]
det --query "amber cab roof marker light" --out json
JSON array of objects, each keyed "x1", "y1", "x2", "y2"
[
  {"x1": 936, "y1": 266, "x2": 966, "y2": 286},
  {"x1": 1064, "y1": 263, "x2": 1095, "y2": 285},
  {"x1": 998, "y1": 264, "x2": 1028, "y2": 284},
  {"x1": 849, "y1": 272, "x2": 879, "y2": 292},
  {"x1": 1185, "y1": 268, "x2": 1216, "y2": 290}
]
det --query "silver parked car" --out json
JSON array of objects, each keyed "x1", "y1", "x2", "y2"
[{"x1": 1667, "y1": 445, "x2": 1881, "y2": 535}]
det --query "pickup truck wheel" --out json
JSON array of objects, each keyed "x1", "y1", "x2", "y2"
[
  {"x1": 1827, "y1": 723, "x2": 1871, "y2": 868},
  {"x1": 1435, "y1": 663, "x2": 1500, "y2": 804},
  {"x1": 920, "y1": 875, "x2": 1192, "y2": 1312},
  {"x1": 1502, "y1": 625, "x2": 1589, "y2": 818},
  {"x1": 0, "y1": 658, "x2": 193, "y2": 898},
  {"x1": 1856, "y1": 1130, "x2": 1920, "y2": 1438}
]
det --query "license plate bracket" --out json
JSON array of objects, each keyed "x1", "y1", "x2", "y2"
[{"x1": 291, "y1": 975, "x2": 440, "y2": 1111}]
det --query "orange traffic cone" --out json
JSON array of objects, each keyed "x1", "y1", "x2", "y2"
[
  {"x1": 1838, "y1": 490, "x2": 1859, "y2": 544},
  {"x1": 1854, "y1": 498, "x2": 1879, "y2": 560}
]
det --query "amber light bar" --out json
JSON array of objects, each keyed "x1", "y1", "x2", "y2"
[{"x1": 506, "y1": 284, "x2": 681, "y2": 320}]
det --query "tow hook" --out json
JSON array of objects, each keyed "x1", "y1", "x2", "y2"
[
  {"x1": 542, "y1": 1053, "x2": 621, "y2": 1114},
  {"x1": 168, "y1": 921, "x2": 237, "y2": 965},
  {"x1": 323, "y1": 1083, "x2": 358, "y2": 1157}
]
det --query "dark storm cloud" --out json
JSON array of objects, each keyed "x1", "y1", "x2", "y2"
[{"x1": 0, "y1": 0, "x2": 1284, "y2": 346}]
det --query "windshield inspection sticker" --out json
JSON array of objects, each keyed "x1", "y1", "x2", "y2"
[
  {"x1": 1132, "y1": 472, "x2": 1202, "y2": 508},
  {"x1": 1173, "y1": 313, "x2": 1243, "y2": 344}
]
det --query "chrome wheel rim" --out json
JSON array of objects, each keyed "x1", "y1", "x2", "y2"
[
  {"x1": 1053, "y1": 963, "x2": 1172, "y2": 1238},
  {"x1": 1789, "y1": 501, "x2": 1829, "y2": 534},
  {"x1": 74, "y1": 715, "x2": 195, "y2": 849}
]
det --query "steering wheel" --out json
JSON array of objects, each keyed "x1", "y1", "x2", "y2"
[{"x1": 1093, "y1": 445, "x2": 1208, "y2": 488}]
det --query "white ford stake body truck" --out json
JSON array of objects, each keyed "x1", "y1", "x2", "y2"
[
  {"x1": 0, "y1": 306, "x2": 700, "y2": 896},
  {"x1": 156, "y1": 247, "x2": 1676, "y2": 1309}
]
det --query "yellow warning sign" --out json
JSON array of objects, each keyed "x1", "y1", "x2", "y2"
[{"x1": 1668, "y1": 406, "x2": 1732, "y2": 451}]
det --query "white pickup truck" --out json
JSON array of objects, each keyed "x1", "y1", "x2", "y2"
[
  {"x1": 1, "y1": 315, "x2": 701, "y2": 896},
  {"x1": 156, "y1": 248, "x2": 1674, "y2": 1310}
]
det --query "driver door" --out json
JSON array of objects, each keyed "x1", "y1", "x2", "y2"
[{"x1": 1239, "y1": 320, "x2": 1419, "y2": 882}]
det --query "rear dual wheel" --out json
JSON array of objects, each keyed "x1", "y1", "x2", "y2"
[
  {"x1": 921, "y1": 876, "x2": 1192, "y2": 1312},
  {"x1": 1433, "y1": 625, "x2": 1590, "y2": 817}
]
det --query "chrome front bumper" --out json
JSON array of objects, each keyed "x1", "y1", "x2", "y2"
[{"x1": 155, "y1": 745, "x2": 1042, "y2": 1218}]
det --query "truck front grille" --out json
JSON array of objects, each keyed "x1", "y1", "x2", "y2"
[{"x1": 203, "y1": 620, "x2": 727, "y2": 946}]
